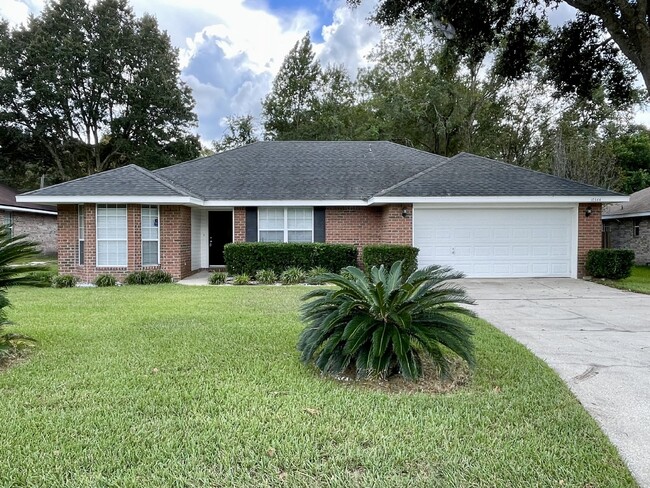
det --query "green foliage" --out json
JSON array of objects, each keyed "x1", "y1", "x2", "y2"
[
  {"x1": 280, "y1": 267, "x2": 306, "y2": 285},
  {"x1": 94, "y1": 274, "x2": 117, "y2": 287},
  {"x1": 232, "y1": 274, "x2": 250, "y2": 286},
  {"x1": 255, "y1": 269, "x2": 277, "y2": 285},
  {"x1": 586, "y1": 249, "x2": 635, "y2": 280},
  {"x1": 0, "y1": 0, "x2": 198, "y2": 187},
  {"x1": 307, "y1": 266, "x2": 329, "y2": 284},
  {"x1": 223, "y1": 243, "x2": 357, "y2": 276},
  {"x1": 25, "y1": 270, "x2": 55, "y2": 287},
  {"x1": 298, "y1": 261, "x2": 475, "y2": 380},
  {"x1": 51, "y1": 274, "x2": 78, "y2": 288},
  {"x1": 212, "y1": 115, "x2": 258, "y2": 153},
  {"x1": 124, "y1": 270, "x2": 173, "y2": 285},
  {"x1": 208, "y1": 272, "x2": 227, "y2": 285},
  {"x1": 362, "y1": 244, "x2": 419, "y2": 276}
]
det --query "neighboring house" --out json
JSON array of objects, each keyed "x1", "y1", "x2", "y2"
[
  {"x1": 0, "y1": 183, "x2": 57, "y2": 255},
  {"x1": 17, "y1": 141, "x2": 626, "y2": 281},
  {"x1": 602, "y1": 186, "x2": 650, "y2": 265}
]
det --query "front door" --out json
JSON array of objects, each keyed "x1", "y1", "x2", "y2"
[{"x1": 209, "y1": 211, "x2": 233, "y2": 266}]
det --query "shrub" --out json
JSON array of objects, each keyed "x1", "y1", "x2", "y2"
[
  {"x1": 586, "y1": 249, "x2": 635, "y2": 279},
  {"x1": 52, "y1": 274, "x2": 78, "y2": 288},
  {"x1": 307, "y1": 266, "x2": 329, "y2": 284},
  {"x1": 224, "y1": 243, "x2": 357, "y2": 276},
  {"x1": 297, "y1": 261, "x2": 475, "y2": 381},
  {"x1": 94, "y1": 274, "x2": 117, "y2": 287},
  {"x1": 362, "y1": 244, "x2": 420, "y2": 276},
  {"x1": 125, "y1": 270, "x2": 173, "y2": 285},
  {"x1": 280, "y1": 267, "x2": 306, "y2": 285},
  {"x1": 255, "y1": 269, "x2": 277, "y2": 284},
  {"x1": 208, "y1": 272, "x2": 227, "y2": 285},
  {"x1": 232, "y1": 274, "x2": 250, "y2": 285},
  {"x1": 25, "y1": 270, "x2": 55, "y2": 286}
]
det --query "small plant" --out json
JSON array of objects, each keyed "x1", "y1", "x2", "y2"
[
  {"x1": 280, "y1": 267, "x2": 306, "y2": 285},
  {"x1": 255, "y1": 269, "x2": 277, "y2": 284},
  {"x1": 232, "y1": 274, "x2": 250, "y2": 285},
  {"x1": 51, "y1": 274, "x2": 78, "y2": 288},
  {"x1": 25, "y1": 270, "x2": 55, "y2": 286},
  {"x1": 94, "y1": 274, "x2": 117, "y2": 287},
  {"x1": 307, "y1": 266, "x2": 329, "y2": 284},
  {"x1": 586, "y1": 249, "x2": 635, "y2": 279},
  {"x1": 125, "y1": 270, "x2": 173, "y2": 285},
  {"x1": 208, "y1": 271, "x2": 227, "y2": 285},
  {"x1": 298, "y1": 261, "x2": 476, "y2": 381}
]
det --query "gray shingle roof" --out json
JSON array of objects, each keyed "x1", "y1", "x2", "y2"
[
  {"x1": 19, "y1": 165, "x2": 192, "y2": 198},
  {"x1": 377, "y1": 152, "x2": 623, "y2": 197},
  {"x1": 154, "y1": 141, "x2": 446, "y2": 200},
  {"x1": 19, "y1": 142, "x2": 623, "y2": 202},
  {"x1": 603, "y1": 186, "x2": 650, "y2": 218}
]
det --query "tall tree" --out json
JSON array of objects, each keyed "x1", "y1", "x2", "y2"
[
  {"x1": 349, "y1": 0, "x2": 644, "y2": 104},
  {"x1": 212, "y1": 115, "x2": 258, "y2": 153},
  {"x1": 262, "y1": 33, "x2": 320, "y2": 139},
  {"x1": 0, "y1": 0, "x2": 199, "y2": 185}
]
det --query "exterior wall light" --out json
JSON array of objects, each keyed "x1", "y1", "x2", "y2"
[
  {"x1": 402, "y1": 207, "x2": 410, "y2": 218},
  {"x1": 585, "y1": 206, "x2": 593, "y2": 218}
]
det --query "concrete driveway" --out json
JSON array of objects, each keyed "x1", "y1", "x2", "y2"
[{"x1": 460, "y1": 278, "x2": 650, "y2": 487}]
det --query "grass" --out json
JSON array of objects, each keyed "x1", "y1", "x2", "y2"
[
  {"x1": 0, "y1": 285, "x2": 636, "y2": 487},
  {"x1": 602, "y1": 265, "x2": 650, "y2": 294}
]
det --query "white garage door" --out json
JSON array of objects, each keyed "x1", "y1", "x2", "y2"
[{"x1": 413, "y1": 206, "x2": 576, "y2": 278}]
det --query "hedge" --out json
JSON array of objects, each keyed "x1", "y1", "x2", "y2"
[
  {"x1": 585, "y1": 249, "x2": 635, "y2": 280},
  {"x1": 223, "y1": 243, "x2": 357, "y2": 275},
  {"x1": 362, "y1": 244, "x2": 419, "y2": 276}
]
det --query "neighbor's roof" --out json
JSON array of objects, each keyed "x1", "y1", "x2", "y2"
[
  {"x1": 0, "y1": 183, "x2": 56, "y2": 214},
  {"x1": 603, "y1": 186, "x2": 650, "y2": 219},
  {"x1": 16, "y1": 141, "x2": 626, "y2": 204}
]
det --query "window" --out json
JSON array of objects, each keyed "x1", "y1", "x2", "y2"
[
  {"x1": 3, "y1": 211, "x2": 13, "y2": 238},
  {"x1": 258, "y1": 207, "x2": 313, "y2": 243},
  {"x1": 633, "y1": 219, "x2": 641, "y2": 237},
  {"x1": 78, "y1": 205, "x2": 85, "y2": 265},
  {"x1": 96, "y1": 204, "x2": 127, "y2": 266},
  {"x1": 141, "y1": 205, "x2": 159, "y2": 266}
]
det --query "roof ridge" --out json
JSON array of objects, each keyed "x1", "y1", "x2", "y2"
[
  {"x1": 453, "y1": 152, "x2": 625, "y2": 195},
  {"x1": 129, "y1": 165, "x2": 201, "y2": 199},
  {"x1": 153, "y1": 141, "x2": 265, "y2": 175},
  {"x1": 373, "y1": 156, "x2": 451, "y2": 197},
  {"x1": 19, "y1": 164, "x2": 144, "y2": 197}
]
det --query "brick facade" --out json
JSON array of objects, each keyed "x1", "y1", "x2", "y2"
[
  {"x1": 233, "y1": 207, "x2": 246, "y2": 242},
  {"x1": 578, "y1": 203, "x2": 603, "y2": 278},
  {"x1": 58, "y1": 204, "x2": 192, "y2": 282},
  {"x1": 0, "y1": 209, "x2": 57, "y2": 255},
  {"x1": 605, "y1": 217, "x2": 650, "y2": 265}
]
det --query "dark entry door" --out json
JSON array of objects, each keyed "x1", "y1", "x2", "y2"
[{"x1": 209, "y1": 211, "x2": 233, "y2": 266}]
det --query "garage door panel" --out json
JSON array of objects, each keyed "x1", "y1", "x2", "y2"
[{"x1": 414, "y1": 207, "x2": 575, "y2": 278}]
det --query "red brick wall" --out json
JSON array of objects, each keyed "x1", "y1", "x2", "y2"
[
  {"x1": 0, "y1": 210, "x2": 58, "y2": 255},
  {"x1": 234, "y1": 207, "x2": 246, "y2": 242},
  {"x1": 380, "y1": 204, "x2": 412, "y2": 245},
  {"x1": 578, "y1": 202, "x2": 602, "y2": 278},
  {"x1": 57, "y1": 204, "x2": 192, "y2": 283},
  {"x1": 325, "y1": 206, "x2": 382, "y2": 246}
]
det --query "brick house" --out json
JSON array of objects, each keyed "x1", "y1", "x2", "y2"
[
  {"x1": 0, "y1": 183, "x2": 57, "y2": 255},
  {"x1": 603, "y1": 186, "x2": 650, "y2": 265},
  {"x1": 17, "y1": 141, "x2": 626, "y2": 282}
]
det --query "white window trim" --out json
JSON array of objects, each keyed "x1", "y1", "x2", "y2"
[
  {"x1": 141, "y1": 205, "x2": 160, "y2": 267},
  {"x1": 258, "y1": 207, "x2": 314, "y2": 243},
  {"x1": 78, "y1": 205, "x2": 85, "y2": 266},
  {"x1": 95, "y1": 204, "x2": 128, "y2": 268}
]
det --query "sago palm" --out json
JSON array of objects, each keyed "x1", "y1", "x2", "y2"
[
  {"x1": 0, "y1": 224, "x2": 48, "y2": 362},
  {"x1": 297, "y1": 261, "x2": 476, "y2": 381}
]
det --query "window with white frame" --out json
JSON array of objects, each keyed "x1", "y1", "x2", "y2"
[
  {"x1": 96, "y1": 204, "x2": 127, "y2": 266},
  {"x1": 258, "y1": 207, "x2": 313, "y2": 243},
  {"x1": 3, "y1": 211, "x2": 13, "y2": 238},
  {"x1": 78, "y1": 205, "x2": 85, "y2": 265},
  {"x1": 141, "y1": 205, "x2": 159, "y2": 266}
]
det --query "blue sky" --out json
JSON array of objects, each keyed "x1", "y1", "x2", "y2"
[{"x1": 1, "y1": 0, "x2": 647, "y2": 145}]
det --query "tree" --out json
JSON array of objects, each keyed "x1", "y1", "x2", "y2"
[
  {"x1": 0, "y1": 0, "x2": 199, "y2": 185},
  {"x1": 612, "y1": 125, "x2": 650, "y2": 192},
  {"x1": 349, "y1": 0, "x2": 644, "y2": 104},
  {"x1": 262, "y1": 33, "x2": 320, "y2": 139},
  {"x1": 212, "y1": 115, "x2": 258, "y2": 153}
]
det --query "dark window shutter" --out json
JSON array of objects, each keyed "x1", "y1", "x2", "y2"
[
  {"x1": 314, "y1": 207, "x2": 326, "y2": 242},
  {"x1": 246, "y1": 207, "x2": 258, "y2": 242}
]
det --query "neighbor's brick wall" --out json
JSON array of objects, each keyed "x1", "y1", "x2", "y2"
[
  {"x1": 606, "y1": 217, "x2": 650, "y2": 265},
  {"x1": 57, "y1": 204, "x2": 192, "y2": 283},
  {"x1": 578, "y1": 203, "x2": 602, "y2": 277},
  {"x1": 233, "y1": 207, "x2": 246, "y2": 242},
  {"x1": 10, "y1": 212, "x2": 58, "y2": 255}
]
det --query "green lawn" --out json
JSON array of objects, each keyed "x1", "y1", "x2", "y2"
[
  {"x1": 0, "y1": 285, "x2": 636, "y2": 487},
  {"x1": 603, "y1": 265, "x2": 650, "y2": 294}
]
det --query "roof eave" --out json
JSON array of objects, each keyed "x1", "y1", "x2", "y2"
[
  {"x1": 16, "y1": 195, "x2": 202, "y2": 205},
  {"x1": 369, "y1": 195, "x2": 629, "y2": 204}
]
